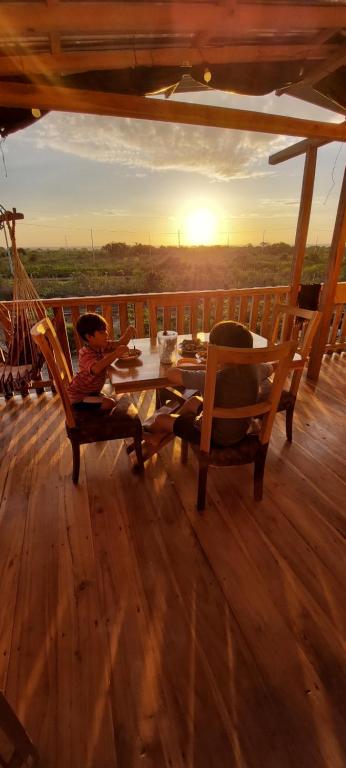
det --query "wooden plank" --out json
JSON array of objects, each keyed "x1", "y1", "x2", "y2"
[
  {"x1": 70, "y1": 306, "x2": 81, "y2": 350},
  {"x1": 0, "y1": 44, "x2": 338, "y2": 77},
  {"x1": 308, "y1": 166, "x2": 346, "y2": 381},
  {"x1": 249, "y1": 295, "x2": 259, "y2": 331},
  {"x1": 90, "y1": 441, "x2": 295, "y2": 768},
  {"x1": 118, "y1": 302, "x2": 128, "y2": 335},
  {"x1": 190, "y1": 300, "x2": 199, "y2": 335},
  {"x1": 203, "y1": 297, "x2": 211, "y2": 332},
  {"x1": 2, "y1": 3, "x2": 346, "y2": 36},
  {"x1": 260, "y1": 295, "x2": 272, "y2": 337},
  {"x1": 328, "y1": 304, "x2": 343, "y2": 346},
  {"x1": 163, "y1": 305, "x2": 171, "y2": 332},
  {"x1": 269, "y1": 138, "x2": 330, "y2": 166},
  {"x1": 227, "y1": 296, "x2": 236, "y2": 321},
  {"x1": 177, "y1": 304, "x2": 185, "y2": 335},
  {"x1": 238, "y1": 295, "x2": 248, "y2": 325},
  {"x1": 289, "y1": 146, "x2": 317, "y2": 306},
  {"x1": 102, "y1": 304, "x2": 114, "y2": 339},
  {"x1": 134, "y1": 302, "x2": 145, "y2": 338},
  {"x1": 1, "y1": 82, "x2": 346, "y2": 141},
  {"x1": 214, "y1": 298, "x2": 224, "y2": 325},
  {"x1": 4, "y1": 419, "x2": 116, "y2": 768},
  {"x1": 160, "y1": 444, "x2": 346, "y2": 768}
]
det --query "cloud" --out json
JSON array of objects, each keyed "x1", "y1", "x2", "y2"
[{"x1": 33, "y1": 112, "x2": 282, "y2": 181}]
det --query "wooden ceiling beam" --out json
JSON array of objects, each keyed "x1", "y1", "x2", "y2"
[
  {"x1": 0, "y1": 44, "x2": 337, "y2": 78},
  {"x1": 269, "y1": 138, "x2": 331, "y2": 165},
  {"x1": 1, "y1": 81, "x2": 346, "y2": 141},
  {"x1": 1, "y1": 3, "x2": 346, "y2": 36}
]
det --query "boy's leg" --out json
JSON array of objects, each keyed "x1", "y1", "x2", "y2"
[{"x1": 143, "y1": 395, "x2": 202, "y2": 446}]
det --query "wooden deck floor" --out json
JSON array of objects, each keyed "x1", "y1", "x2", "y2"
[{"x1": 0, "y1": 355, "x2": 345, "y2": 768}]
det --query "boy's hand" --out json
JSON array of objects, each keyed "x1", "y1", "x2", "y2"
[
  {"x1": 116, "y1": 344, "x2": 130, "y2": 359},
  {"x1": 122, "y1": 326, "x2": 136, "y2": 344}
]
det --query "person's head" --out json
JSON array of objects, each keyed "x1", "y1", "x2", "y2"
[
  {"x1": 76, "y1": 312, "x2": 108, "y2": 347},
  {"x1": 209, "y1": 320, "x2": 253, "y2": 349}
]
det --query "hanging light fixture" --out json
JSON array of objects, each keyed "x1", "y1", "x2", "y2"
[
  {"x1": 31, "y1": 108, "x2": 41, "y2": 119},
  {"x1": 203, "y1": 66, "x2": 212, "y2": 84}
]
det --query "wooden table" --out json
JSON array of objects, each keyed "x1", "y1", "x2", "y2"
[{"x1": 109, "y1": 331, "x2": 302, "y2": 394}]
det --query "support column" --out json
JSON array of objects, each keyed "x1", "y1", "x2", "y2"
[
  {"x1": 308, "y1": 163, "x2": 346, "y2": 381},
  {"x1": 289, "y1": 146, "x2": 317, "y2": 306}
]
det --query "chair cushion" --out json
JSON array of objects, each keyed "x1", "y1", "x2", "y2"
[
  {"x1": 192, "y1": 433, "x2": 262, "y2": 467},
  {"x1": 67, "y1": 394, "x2": 142, "y2": 444}
]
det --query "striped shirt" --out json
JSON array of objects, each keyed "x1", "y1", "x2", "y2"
[{"x1": 67, "y1": 345, "x2": 107, "y2": 404}]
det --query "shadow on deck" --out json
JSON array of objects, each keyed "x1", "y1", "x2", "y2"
[{"x1": 0, "y1": 354, "x2": 345, "y2": 768}]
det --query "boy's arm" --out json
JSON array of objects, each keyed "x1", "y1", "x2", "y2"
[
  {"x1": 90, "y1": 345, "x2": 129, "y2": 375},
  {"x1": 106, "y1": 326, "x2": 136, "y2": 351}
]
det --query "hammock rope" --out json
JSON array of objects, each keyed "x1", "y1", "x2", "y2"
[{"x1": 0, "y1": 206, "x2": 47, "y2": 397}]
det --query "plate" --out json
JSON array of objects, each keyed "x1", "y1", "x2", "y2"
[{"x1": 116, "y1": 348, "x2": 142, "y2": 365}]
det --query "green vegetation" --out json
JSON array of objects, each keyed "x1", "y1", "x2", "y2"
[{"x1": 0, "y1": 242, "x2": 344, "y2": 301}]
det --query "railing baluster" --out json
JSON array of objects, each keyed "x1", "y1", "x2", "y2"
[
  {"x1": 261, "y1": 295, "x2": 272, "y2": 338},
  {"x1": 203, "y1": 297, "x2": 211, "y2": 331},
  {"x1": 135, "y1": 302, "x2": 145, "y2": 337},
  {"x1": 250, "y1": 295, "x2": 259, "y2": 331},
  {"x1": 119, "y1": 303, "x2": 128, "y2": 335},
  {"x1": 177, "y1": 304, "x2": 185, "y2": 334},
  {"x1": 228, "y1": 296, "x2": 236, "y2": 321},
  {"x1": 102, "y1": 304, "x2": 114, "y2": 339},
  {"x1": 239, "y1": 295, "x2": 248, "y2": 325}
]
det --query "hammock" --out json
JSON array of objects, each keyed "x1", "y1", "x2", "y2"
[{"x1": 0, "y1": 206, "x2": 47, "y2": 398}]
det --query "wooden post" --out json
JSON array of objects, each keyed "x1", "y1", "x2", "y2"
[
  {"x1": 307, "y1": 163, "x2": 346, "y2": 381},
  {"x1": 289, "y1": 146, "x2": 317, "y2": 306}
]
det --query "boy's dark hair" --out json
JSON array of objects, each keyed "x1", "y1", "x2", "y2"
[
  {"x1": 76, "y1": 312, "x2": 107, "y2": 342},
  {"x1": 209, "y1": 320, "x2": 253, "y2": 348}
]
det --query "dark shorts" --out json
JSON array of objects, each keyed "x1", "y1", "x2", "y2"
[
  {"x1": 173, "y1": 412, "x2": 201, "y2": 445},
  {"x1": 72, "y1": 401, "x2": 102, "y2": 412}
]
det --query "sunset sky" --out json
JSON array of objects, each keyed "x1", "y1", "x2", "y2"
[{"x1": 1, "y1": 88, "x2": 345, "y2": 249}]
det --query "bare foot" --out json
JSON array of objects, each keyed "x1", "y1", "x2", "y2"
[{"x1": 143, "y1": 430, "x2": 170, "y2": 448}]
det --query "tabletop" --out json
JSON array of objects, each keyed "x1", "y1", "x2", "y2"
[{"x1": 109, "y1": 331, "x2": 280, "y2": 394}]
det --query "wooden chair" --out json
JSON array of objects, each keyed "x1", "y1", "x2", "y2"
[
  {"x1": 31, "y1": 317, "x2": 143, "y2": 482},
  {"x1": 270, "y1": 305, "x2": 321, "y2": 441},
  {"x1": 0, "y1": 691, "x2": 38, "y2": 767},
  {"x1": 180, "y1": 340, "x2": 297, "y2": 512}
]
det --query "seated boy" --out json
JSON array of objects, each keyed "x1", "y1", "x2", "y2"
[
  {"x1": 67, "y1": 312, "x2": 135, "y2": 411},
  {"x1": 144, "y1": 320, "x2": 273, "y2": 448}
]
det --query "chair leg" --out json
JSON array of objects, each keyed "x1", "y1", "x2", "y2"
[
  {"x1": 181, "y1": 439, "x2": 189, "y2": 464},
  {"x1": 134, "y1": 432, "x2": 144, "y2": 472},
  {"x1": 285, "y1": 398, "x2": 296, "y2": 442},
  {"x1": 71, "y1": 439, "x2": 80, "y2": 484},
  {"x1": 254, "y1": 444, "x2": 268, "y2": 501},
  {"x1": 197, "y1": 460, "x2": 209, "y2": 513}
]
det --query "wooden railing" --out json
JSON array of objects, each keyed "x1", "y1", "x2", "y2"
[
  {"x1": 2, "y1": 283, "x2": 345, "y2": 375},
  {"x1": 38, "y1": 285, "x2": 290, "y2": 372},
  {"x1": 325, "y1": 282, "x2": 346, "y2": 353}
]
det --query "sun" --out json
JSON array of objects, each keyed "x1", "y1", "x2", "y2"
[{"x1": 184, "y1": 208, "x2": 217, "y2": 246}]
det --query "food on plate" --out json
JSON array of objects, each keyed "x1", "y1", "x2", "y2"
[{"x1": 178, "y1": 339, "x2": 208, "y2": 357}]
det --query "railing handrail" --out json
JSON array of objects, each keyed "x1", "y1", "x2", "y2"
[{"x1": 1, "y1": 284, "x2": 291, "y2": 309}]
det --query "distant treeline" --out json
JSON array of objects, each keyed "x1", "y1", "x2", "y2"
[{"x1": 1, "y1": 241, "x2": 344, "y2": 300}]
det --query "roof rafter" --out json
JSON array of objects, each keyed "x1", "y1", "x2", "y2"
[
  {"x1": 1, "y1": 81, "x2": 346, "y2": 141},
  {"x1": 0, "y1": 44, "x2": 338, "y2": 78},
  {"x1": 268, "y1": 138, "x2": 332, "y2": 165}
]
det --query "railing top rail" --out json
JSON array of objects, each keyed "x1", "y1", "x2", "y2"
[{"x1": 2, "y1": 285, "x2": 290, "y2": 308}]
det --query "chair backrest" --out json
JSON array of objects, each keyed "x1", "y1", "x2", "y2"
[
  {"x1": 200, "y1": 340, "x2": 297, "y2": 454},
  {"x1": 31, "y1": 316, "x2": 76, "y2": 428},
  {"x1": 271, "y1": 304, "x2": 321, "y2": 397},
  {"x1": 271, "y1": 304, "x2": 321, "y2": 361}
]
